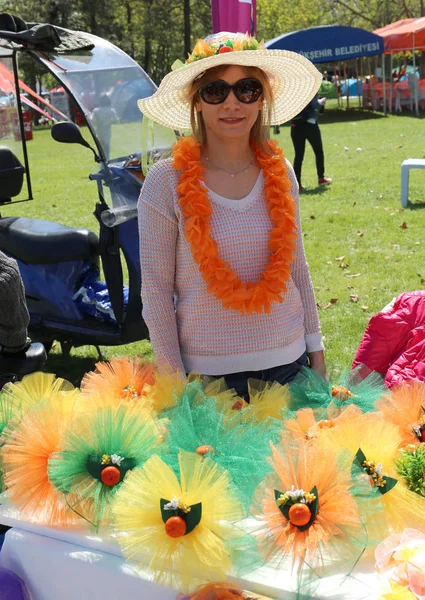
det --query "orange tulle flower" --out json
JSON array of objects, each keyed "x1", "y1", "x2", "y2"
[
  {"x1": 177, "y1": 582, "x2": 271, "y2": 599},
  {"x1": 172, "y1": 136, "x2": 297, "y2": 315},
  {"x1": 376, "y1": 380, "x2": 425, "y2": 448},
  {"x1": 1, "y1": 396, "x2": 80, "y2": 527},
  {"x1": 177, "y1": 582, "x2": 244, "y2": 599},
  {"x1": 80, "y1": 357, "x2": 156, "y2": 405},
  {"x1": 283, "y1": 404, "x2": 363, "y2": 442},
  {"x1": 253, "y1": 440, "x2": 365, "y2": 571}
]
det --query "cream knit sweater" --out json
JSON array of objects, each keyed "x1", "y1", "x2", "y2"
[{"x1": 138, "y1": 157, "x2": 323, "y2": 375}]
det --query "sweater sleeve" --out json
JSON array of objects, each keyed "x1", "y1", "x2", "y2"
[
  {"x1": 286, "y1": 160, "x2": 324, "y2": 352},
  {"x1": 0, "y1": 252, "x2": 29, "y2": 348},
  {"x1": 138, "y1": 161, "x2": 185, "y2": 373}
]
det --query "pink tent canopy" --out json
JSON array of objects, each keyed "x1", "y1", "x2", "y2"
[{"x1": 374, "y1": 17, "x2": 425, "y2": 52}]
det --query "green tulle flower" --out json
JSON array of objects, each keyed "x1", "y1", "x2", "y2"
[
  {"x1": 289, "y1": 366, "x2": 385, "y2": 413},
  {"x1": 48, "y1": 404, "x2": 162, "y2": 529},
  {"x1": 395, "y1": 443, "x2": 425, "y2": 497},
  {"x1": 161, "y1": 381, "x2": 280, "y2": 501}
]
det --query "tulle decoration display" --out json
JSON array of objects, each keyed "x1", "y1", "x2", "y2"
[
  {"x1": 376, "y1": 380, "x2": 425, "y2": 448},
  {"x1": 282, "y1": 403, "x2": 363, "y2": 443},
  {"x1": 162, "y1": 381, "x2": 276, "y2": 501},
  {"x1": 143, "y1": 368, "x2": 187, "y2": 414},
  {"x1": 375, "y1": 529, "x2": 425, "y2": 599},
  {"x1": 252, "y1": 439, "x2": 370, "y2": 593},
  {"x1": 113, "y1": 451, "x2": 251, "y2": 593},
  {"x1": 0, "y1": 395, "x2": 80, "y2": 527},
  {"x1": 48, "y1": 404, "x2": 162, "y2": 529},
  {"x1": 236, "y1": 380, "x2": 290, "y2": 424},
  {"x1": 317, "y1": 412, "x2": 425, "y2": 540},
  {"x1": 289, "y1": 365, "x2": 386, "y2": 413},
  {"x1": 176, "y1": 582, "x2": 273, "y2": 599},
  {"x1": 80, "y1": 357, "x2": 156, "y2": 406},
  {"x1": 1, "y1": 371, "x2": 77, "y2": 413}
]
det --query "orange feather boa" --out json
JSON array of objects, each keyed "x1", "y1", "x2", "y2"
[{"x1": 172, "y1": 136, "x2": 297, "y2": 315}]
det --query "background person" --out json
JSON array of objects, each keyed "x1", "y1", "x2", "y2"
[
  {"x1": 137, "y1": 32, "x2": 326, "y2": 400},
  {"x1": 290, "y1": 94, "x2": 332, "y2": 190}
]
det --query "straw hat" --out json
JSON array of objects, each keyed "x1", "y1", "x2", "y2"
[{"x1": 137, "y1": 32, "x2": 322, "y2": 130}]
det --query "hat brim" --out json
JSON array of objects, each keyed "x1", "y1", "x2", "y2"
[{"x1": 137, "y1": 49, "x2": 323, "y2": 130}]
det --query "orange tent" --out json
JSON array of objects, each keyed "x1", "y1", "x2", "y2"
[{"x1": 374, "y1": 17, "x2": 425, "y2": 53}]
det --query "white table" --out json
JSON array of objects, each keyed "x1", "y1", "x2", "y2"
[{"x1": 0, "y1": 499, "x2": 384, "y2": 600}]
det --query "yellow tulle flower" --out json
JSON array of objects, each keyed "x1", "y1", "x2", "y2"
[
  {"x1": 317, "y1": 412, "x2": 425, "y2": 539},
  {"x1": 143, "y1": 369, "x2": 187, "y2": 414},
  {"x1": 237, "y1": 380, "x2": 290, "y2": 423},
  {"x1": 113, "y1": 451, "x2": 248, "y2": 592},
  {"x1": 2, "y1": 371, "x2": 77, "y2": 412}
]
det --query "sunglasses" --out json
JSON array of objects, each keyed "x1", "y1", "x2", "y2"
[{"x1": 199, "y1": 78, "x2": 263, "y2": 105}]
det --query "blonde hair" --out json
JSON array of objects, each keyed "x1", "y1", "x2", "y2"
[{"x1": 187, "y1": 65, "x2": 274, "y2": 153}]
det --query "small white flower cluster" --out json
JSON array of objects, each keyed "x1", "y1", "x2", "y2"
[
  {"x1": 111, "y1": 454, "x2": 124, "y2": 466},
  {"x1": 164, "y1": 497, "x2": 180, "y2": 511},
  {"x1": 286, "y1": 486, "x2": 307, "y2": 503},
  {"x1": 374, "y1": 462, "x2": 384, "y2": 477}
]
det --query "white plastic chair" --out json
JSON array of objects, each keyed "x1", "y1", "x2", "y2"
[{"x1": 401, "y1": 158, "x2": 425, "y2": 207}]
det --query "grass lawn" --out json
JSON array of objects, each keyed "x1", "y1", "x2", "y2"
[{"x1": 1, "y1": 104, "x2": 425, "y2": 384}]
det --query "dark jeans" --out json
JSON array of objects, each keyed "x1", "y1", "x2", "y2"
[
  {"x1": 216, "y1": 352, "x2": 309, "y2": 401},
  {"x1": 290, "y1": 122, "x2": 325, "y2": 185}
]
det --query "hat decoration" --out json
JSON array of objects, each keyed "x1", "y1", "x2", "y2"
[{"x1": 186, "y1": 35, "x2": 263, "y2": 64}]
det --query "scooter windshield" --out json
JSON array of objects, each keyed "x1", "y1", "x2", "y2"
[{"x1": 34, "y1": 32, "x2": 158, "y2": 162}]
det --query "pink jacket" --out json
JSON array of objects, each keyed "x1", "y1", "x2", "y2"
[{"x1": 352, "y1": 290, "x2": 425, "y2": 388}]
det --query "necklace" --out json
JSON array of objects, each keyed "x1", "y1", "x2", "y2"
[
  {"x1": 204, "y1": 155, "x2": 254, "y2": 177},
  {"x1": 172, "y1": 136, "x2": 297, "y2": 315}
]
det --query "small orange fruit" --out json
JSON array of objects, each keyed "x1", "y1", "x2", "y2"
[
  {"x1": 331, "y1": 385, "x2": 352, "y2": 400},
  {"x1": 232, "y1": 399, "x2": 245, "y2": 411},
  {"x1": 219, "y1": 46, "x2": 233, "y2": 54},
  {"x1": 288, "y1": 503, "x2": 311, "y2": 527},
  {"x1": 165, "y1": 516, "x2": 187, "y2": 538},
  {"x1": 317, "y1": 419, "x2": 335, "y2": 429},
  {"x1": 196, "y1": 445, "x2": 214, "y2": 456},
  {"x1": 101, "y1": 465, "x2": 121, "y2": 487}
]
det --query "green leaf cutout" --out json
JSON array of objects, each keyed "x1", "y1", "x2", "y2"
[
  {"x1": 160, "y1": 498, "x2": 202, "y2": 535},
  {"x1": 86, "y1": 455, "x2": 136, "y2": 484},
  {"x1": 353, "y1": 448, "x2": 398, "y2": 495},
  {"x1": 274, "y1": 486, "x2": 318, "y2": 532}
]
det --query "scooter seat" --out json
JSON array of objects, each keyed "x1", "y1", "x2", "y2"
[
  {"x1": 0, "y1": 342, "x2": 47, "y2": 377},
  {"x1": 0, "y1": 217, "x2": 99, "y2": 264}
]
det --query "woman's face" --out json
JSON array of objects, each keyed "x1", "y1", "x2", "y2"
[{"x1": 195, "y1": 65, "x2": 263, "y2": 142}]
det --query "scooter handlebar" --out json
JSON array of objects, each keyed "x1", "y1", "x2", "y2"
[{"x1": 100, "y1": 205, "x2": 137, "y2": 227}]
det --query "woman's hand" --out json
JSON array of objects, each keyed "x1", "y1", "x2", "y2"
[{"x1": 308, "y1": 350, "x2": 327, "y2": 379}]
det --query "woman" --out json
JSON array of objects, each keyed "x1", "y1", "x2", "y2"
[
  {"x1": 137, "y1": 32, "x2": 326, "y2": 400},
  {"x1": 290, "y1": 93, "x2": 332, "y2": 190}
]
